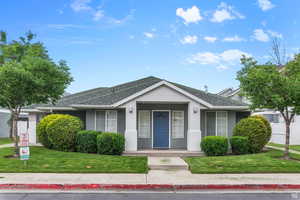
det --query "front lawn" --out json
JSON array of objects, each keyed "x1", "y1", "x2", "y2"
[
  {"x1": 268, "y1": 142, "x2": 300, "y2": 152},
  {"x1": 185, "y1": 150, "x2": 300, "y2": 173},
  {"x1": 0, "y1": 147, "x2": 148, "y2": 173},
  {"x1": 0, "y1": 138, "x2": 13, "y2": 145}
]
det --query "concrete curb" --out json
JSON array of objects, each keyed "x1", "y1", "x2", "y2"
[{"x1": 1, "y1": 184, "x2": 300, "y2": 190}]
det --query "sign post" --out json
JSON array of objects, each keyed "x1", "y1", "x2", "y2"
[{"x1": 19, "y1": 132, "x2": 30, "y2": 166}]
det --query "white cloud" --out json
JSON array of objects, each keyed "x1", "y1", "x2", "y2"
[
  {"x1": 176, "y1": 6, "x2": 203, "y2": 24},
  {"x1": 180, "y1": 35, "x2": 198, "y2": 44},
  {"x1": 223, "y1": 35, "x2": 245, "y2": 42},
  {"x1": 267, "y1": 30, "x2": 283, "y2": 38},
  {"x1": 187, "y1": 49, "x2": 250, "y2": 70},
  {"x1": 144, "y1": 32, "x2": 154, "y2": 38},
  {"x1": 258, "y1": 0, "x2": 275, "y2": 11},
  {"x1": 70, "y1": 0, "x2": 92, "y2": 12},
  {"x1": 203, "y1": 36, "x2": 217, "y2": 43},
  {"x1": 253, "y1": 29, "x2": 270, "y2": 42},
  {"x1": 93, "y1": 10, "x2": 104, "y2": 21},
  {"x1": 211, "y1": 2, "x2": 245, "y2": 23}
]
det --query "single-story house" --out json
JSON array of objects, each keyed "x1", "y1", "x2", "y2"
[{"x1": 25, "y1": 76, "x2": 250, "y2": 152}]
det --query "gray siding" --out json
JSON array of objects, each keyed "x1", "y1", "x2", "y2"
[
  {"x1": 227, "y1": 111, "x2": 236, "y2": 137},
  {"x1": 137, "y1": 104, "x2": 188, "y2": 150},
  {"x1": 117, "y1": 109, "x2": 125, "y2": 135},
  {"x1": 200, "y1": 111, "x2": 206, "y2": 138},
  {"x1": 0, "y1": 112, "x2": 10, "y2": 138},
  {"x1": 86, "y1": 110, "x2": 95, "y2": 130}
]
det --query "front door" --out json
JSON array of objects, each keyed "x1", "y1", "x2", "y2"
[{"x1": 153, "y1": 111, "x2": 169, "y2": 148}]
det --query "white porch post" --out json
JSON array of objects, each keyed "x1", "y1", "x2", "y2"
[
  {"x1": 187, "y1": 102, "x2": 202, "y2": 151},
  {"x1": 28, "y1": 113, "x2": 37, "y2": 144},
  {"x1": 124, "y1": 103, "x2": 138, "y2": 151}
]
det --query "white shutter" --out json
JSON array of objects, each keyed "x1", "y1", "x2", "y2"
[
  {"x1": 105, "y1": 110, "x2": 117, "y2": 132},
  {"x1": 138, "y1": 111, "x2": 151, "y2": 138},
  {"x1": 216, "y1": 111, "x2": 227, "y2": 137},
  {"x1": 172, "y1": 111, "x2": 184, "y2": 139}
]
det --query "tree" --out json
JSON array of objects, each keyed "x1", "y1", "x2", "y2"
[
  {"x1": 0, "y1": 32, "x2": 73, "y2": 157},
  {"x1": 237, "y1": 54, "x2": 300, "y2": 159}
]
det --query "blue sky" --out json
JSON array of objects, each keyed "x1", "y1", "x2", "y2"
[{"x1": 1, "y1": 0, "x2": 300, "y2": 93}]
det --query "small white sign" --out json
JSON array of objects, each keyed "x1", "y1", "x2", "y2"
[
  {"x1": 19, "y1": 132, "x2": 29, "y2": 147},
  {"x1": 20, "y1": 147, "x2": 30, "y2": 160}
]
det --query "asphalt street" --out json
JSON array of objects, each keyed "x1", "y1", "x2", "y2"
[{"x1": 0, "y1": 192, "x2": 300, "y2": 200}]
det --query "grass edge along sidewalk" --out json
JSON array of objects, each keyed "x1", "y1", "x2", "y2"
[
  {"x1": 268, "y1": 142, "x2": 300, "y2": 152},
  {"x1": 185, "y1": 150, "x2": 300, "y2": 174},
  {"x1": 0, "y1": 138, "x2": 13, "y2": 146},
  {"x1": 0, "y1": 147, "x2": 148, "y2": 173}
]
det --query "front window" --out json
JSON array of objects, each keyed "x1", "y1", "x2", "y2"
[
  {"x1": 105, "y1": 110, "x2": 117, "y2": 132},
  {"x1": 138, "y1": 110, "x2": 151, "y2": 138},
  {"x1": 172, "y1": 111, "x2": 184, "y2": 139},
  {"x1": 206, "y1": 111, "x2": 228, "y2": 137}
]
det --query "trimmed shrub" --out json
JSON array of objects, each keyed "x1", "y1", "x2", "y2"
[
  {"x1": 97, "y1": 132, "x2": 125, "y2": 155},
  {"x1": 233, "y1": 117, "x2": 268, "y2": 153},
  {"x1": 47, "y1": 115, "x2": 83, "y2": 152},
  {"x1": 250, "y1": 115, "x2": 272, "y2": 144},
  {"x1": 76, "y1": 130, "x2": 102, "y2": 153},
  {"x1": 36, "y1": 114, "x2": 62, "y2": 149},
  {"x1": 200, "y1": 136, "x2": 228, "y2": 156},
  {"x1": 230, "y1": 136, "x2": 249, "y2": 155}
]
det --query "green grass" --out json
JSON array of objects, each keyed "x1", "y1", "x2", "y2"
[
  {"x1": 268, "y1": 142, "x2": 300, "y2": 152},
  {"x1": 0, "y1": 138, "x2": 13, "y2": 145},
  {"x1": 0, "y1": 147, "x2": 148, "y2": 173},
  {"x1": 185, "y1": 150, "x2": 300, "y2": 173}
]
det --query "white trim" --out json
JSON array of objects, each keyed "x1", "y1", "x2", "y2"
[
  {"x1": 113, "y1": 81, "x2": 213, "y2": 108},
  {"x1": 36, "y1": 107, "x2": 77, "y2": 111},
  {"x1": 138, "y1": 110, "x2": 151, "y2": 139},
  {"x1": 209, "y1": 106, "x2": 248, "y2": 110},
  {"x1": 171, "y1": 110, "x2": 185, "y2": 139},
  {"x1": 71, "y1": 104, "x2": 115, "y2": 109},
  {"x1": 152, "y1": 110, "x2": 171, "y2": 149}
]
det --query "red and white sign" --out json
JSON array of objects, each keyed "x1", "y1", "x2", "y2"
[{"x1": 19, "y1": 132, "x2": 29, "y2": 147}]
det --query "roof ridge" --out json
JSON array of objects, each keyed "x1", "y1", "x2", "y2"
[{"x1": 76, "y1": 76, "x2": 162, "y2": 105}]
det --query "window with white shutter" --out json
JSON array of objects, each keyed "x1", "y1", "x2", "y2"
[
  {"x1": 216, "y1": 111, "x2": 227, "y2": 137},
  {"x1": 172, "y1": 111, "x2": 184, "y2": 139},
  {"x1": 138, "y1": 111, "x2": 151, "y2": 138},
  {"x1": 105, "y1": 110, "x2": 117, "y2": 132}
]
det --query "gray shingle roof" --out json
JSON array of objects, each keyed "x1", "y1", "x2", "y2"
[{"x1": 28, "y1": 76, "x2": 248, "y2": 109}]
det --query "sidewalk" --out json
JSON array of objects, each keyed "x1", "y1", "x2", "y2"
[
  {"x1": 266, "y1": 145, "x2": 300, "y2": 154},
  {"x1": 2, "y1": 171, "x2": 300, "y2": 185}
]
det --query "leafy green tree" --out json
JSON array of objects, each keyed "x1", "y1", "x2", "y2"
[
  {"x1": 237, "y1": 54, "x2": 300, "y2": 159},
  {"x1": 0, "y1": 32, "x2": 73, "y2": 157}
]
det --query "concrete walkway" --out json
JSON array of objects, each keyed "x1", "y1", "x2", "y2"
[
  {"x1": 148, "y1": 157, "x2": 188, "y2": 170},
  {"x1": 2, "y1": 172, "x2": 300, "y2": 185},
  {"x1": 266, "y1": 145, "x2": 300, "y2": 154}
]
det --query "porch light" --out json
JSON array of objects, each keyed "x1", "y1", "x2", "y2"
[
  {"x1": 129, "y1": 105, "x2": 134, "y2": 113},
  {"x1": 193, "y1": 106, "x2": 198, "y2": 113}
]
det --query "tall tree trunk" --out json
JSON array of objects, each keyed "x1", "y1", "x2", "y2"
[
  {"x1": 8, "y1": 115, "x2": 13, "y2": 138},
  {"x1": 12, "y1": 112, "x2": 20, "y2": 157},
  {"x1": 283, "y1": 120, "x2": 291, "y2": 159}
]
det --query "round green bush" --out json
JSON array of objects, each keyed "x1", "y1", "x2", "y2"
[
  {"x1": 36, "y1": 114, "x2": 62, "y2": 149},
  {"x1": 76, "y1": 130, "x2": 102, "y2": 153},
  {"x1": 46, "y1": 115, "x2": 83, "y2": 152},
  {"x1": 230, "y1": 136, "x2": 249, "y2": 155},
  {"x1": 250, "y1": 115, "x2": 272, "y2": 144},
  {"x1": 200, "y1": 136, "x2": 228, "y2": 156},
  {"x1": 97, "y1": 132, "x2": 125, "y2": 155},
  {"x1": 233, "y1": 117, "x2": 268, "y2": 153}
]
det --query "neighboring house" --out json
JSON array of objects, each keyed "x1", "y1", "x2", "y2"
[
  {"x1": 24, "y1": 76, "x2": 249, "y2": 152},
  {"x1": 0, "y1": 108, "x2": 28, "y2": 138},
  {"x1": 218, "y1": 88, "x2": 300, "y2": 145}
]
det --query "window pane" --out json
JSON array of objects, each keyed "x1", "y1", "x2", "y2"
[
  {"x1": 216, "y1": 112, "x2": 227, "y2": 137},
  {"x1": 138, "y1": 111, "x2": 151, "y2": 138},
  {"x1": 106, "y1": 111, "x2": 117, "y2": 132},
  {"x1": 172, "y1": 111, "x2": 184, "y2": 139},
  {"x1": 206, "y1": 112, "x2": 216, "y2": 136}
]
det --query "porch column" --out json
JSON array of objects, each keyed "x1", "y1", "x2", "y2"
[
  {"x1": 187, "y1": 102, "x2": 202, "y2": 151},
  {"x1": 28, "y1": 113, "x2": 37, "y2": 144},
  {"x1": 124, "y1": 103, "x2": 138, "y2": 151}
]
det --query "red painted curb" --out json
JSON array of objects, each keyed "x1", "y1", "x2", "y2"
[{"x1": 1, "y1": 184, "x2": 300, "y2": 190}]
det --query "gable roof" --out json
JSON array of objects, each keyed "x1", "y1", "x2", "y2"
[{"x1": 27, "y1": 76, "x2": 248, "y2": 110}]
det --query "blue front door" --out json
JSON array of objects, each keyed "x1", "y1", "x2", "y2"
[{"x1": 153, "y1": 111, "x2": 169, "y2": 148}]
